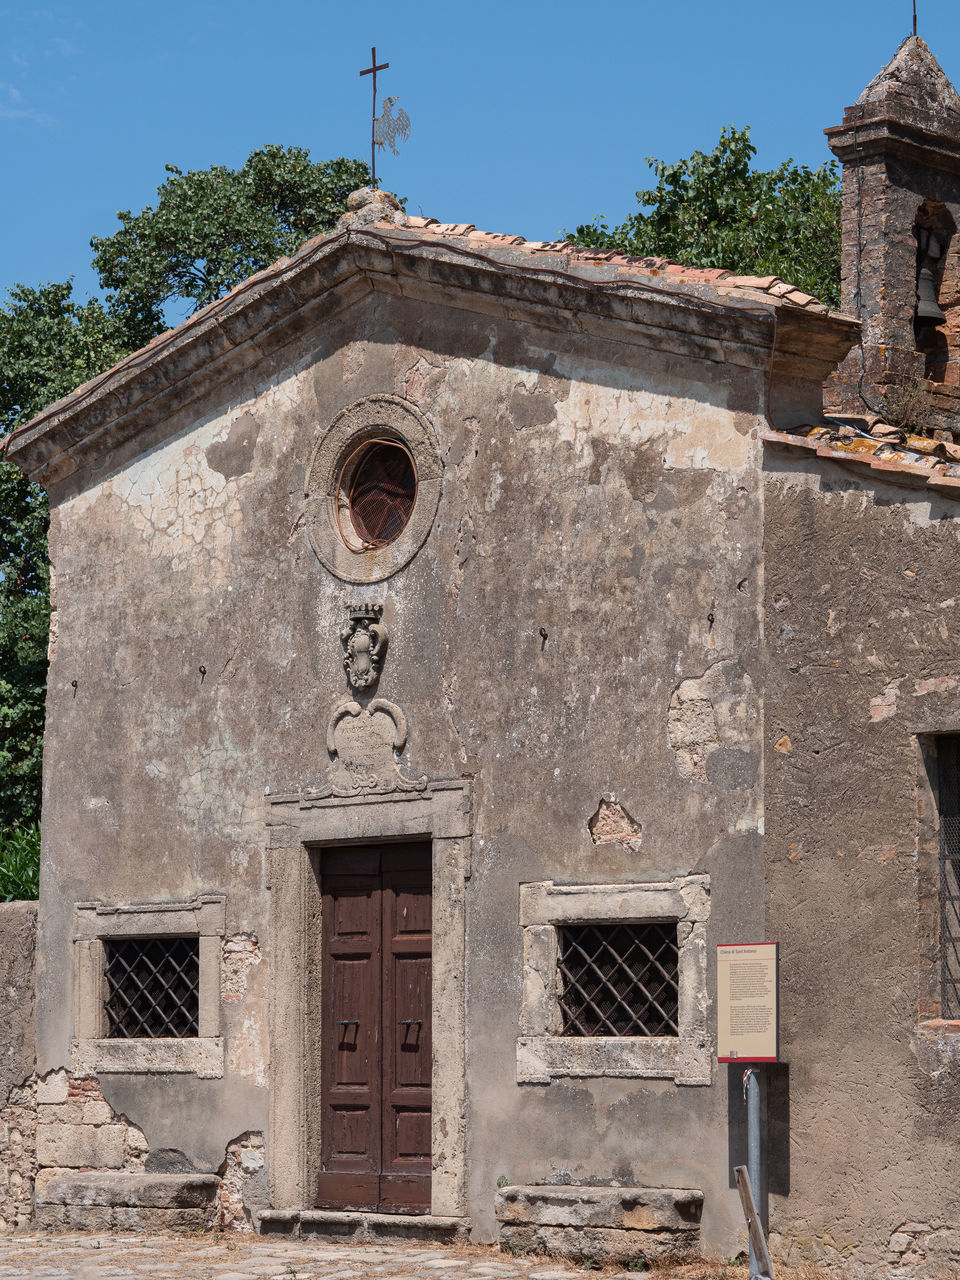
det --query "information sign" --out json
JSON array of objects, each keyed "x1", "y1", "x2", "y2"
[{"x1": 717, "y1": 942, "x2": 779, "y2": 1063}]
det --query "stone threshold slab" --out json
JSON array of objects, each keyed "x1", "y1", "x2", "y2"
[{"x1": 259, "y1": 1208, "x2": 470, "y2": 1244}]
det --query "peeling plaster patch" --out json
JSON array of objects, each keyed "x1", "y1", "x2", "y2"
[
  {"x1": 62, "y1": 366, "x2": 307, "y2": 592},
  {"x1": 588, "y1": 799, "x2": 642, "y2": 851},
  {"x1": 217, "y1": 1131, "x2": 265, "y2": 1231},
  {"x1": 774, "y1": 735, "x2": 793, "y2": 754},
  {"x1": 222, "y1": 944, "x2": 266, "y2": 1085},
  {"x1": 914, "y1": 675, "x2": 959, "y2": 697},
  {"x1": 668, "y1": 661, "x2": 758, "y2": 784},
  {"x1": 221, "y1": 935, "x2": 261, "y2": 1003},
  {"x1": 229, "y1": 844, "x2": 251, "y2": 875},
  {"x1": 204, "y1": 413, "x2": 260, "y2": 480},
  {"x1": 340, "y1": 342, "x2": 364, "y2": 384},
  {"x1": 870, "y1": 679, "x2": 902, "y2": 722},
  {"x1": 403, "y1": 351, "x2": 445, "y2": 404},
  {"x1": 663, "y1": 406, "x2": 753, "y2": 473},
  {"x1": 485, "y1": 465, "x2": 503, "y2": 513},
  {"x1": 225, "y1": 1016, "x2": 267, "y2": 1089},
  {"x1": 669, "y1": 690, "x2": 719, "y2": 781}
]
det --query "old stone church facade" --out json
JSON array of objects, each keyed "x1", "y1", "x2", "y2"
[{"x1": 7, "y1": 33, "x2": 960, "y2": 1274}]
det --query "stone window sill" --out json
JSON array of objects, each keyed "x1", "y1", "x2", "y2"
[
  {"x1": 518, "y1": 1034, "x2": 708, "y2": 1084},
  {"x1": 71, "y1": 1036, "x2": 224, "y2": 1079}
]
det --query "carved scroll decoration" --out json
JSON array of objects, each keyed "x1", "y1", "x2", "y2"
[{"x1": 312, "y1": 697, "x2": 427, "y2": 798}]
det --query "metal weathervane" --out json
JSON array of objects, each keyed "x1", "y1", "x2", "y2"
[{"x1": 360, "y1": 46, "x2": 411, "y2": 190}]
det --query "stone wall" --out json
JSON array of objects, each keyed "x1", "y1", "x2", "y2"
[
  {"x1": 35, "y1": 1069, "x2": 148, "y2": 1181},
  {"x1": 0, "y1": 901, "x2": 37, "y2": 1231}
]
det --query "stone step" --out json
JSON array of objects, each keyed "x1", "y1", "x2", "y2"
[
  {"x1": 495, "y1": 1184, "x2": 703, "y2": 1263},
  {"x1": 35, "y1": 1171, "x2": 220, "y2": 1232},
  {"x1": 259, "y1": 1207, "x2": 470, "y2": 1245}
]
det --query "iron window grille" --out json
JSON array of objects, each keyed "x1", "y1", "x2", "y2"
[
  {"x1": 557, "y1": 921, "x2": 679, "y2": 1037},
  {"x1": 938, "y1": 736, "x2": 960, "y2": 1019},
  {"x1": 104, "y1": 937, "x2": 200, "y2": 1039}
]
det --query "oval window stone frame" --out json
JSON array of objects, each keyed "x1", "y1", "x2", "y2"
[{"x1": 305, "y1": 394, "x2": 442, "y2": 583}]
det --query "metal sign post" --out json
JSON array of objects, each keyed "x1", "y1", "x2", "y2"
[{"x1": 744, "y1": 1069, "x2": 764, "y2": 1276}]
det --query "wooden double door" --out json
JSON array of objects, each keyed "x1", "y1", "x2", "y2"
[{"x1": 316, "y1": 843, "x2": 432, "y2": 1213}]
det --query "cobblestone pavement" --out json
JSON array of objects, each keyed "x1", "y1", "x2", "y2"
[{"x1": 0, "y1": 1234, "x2": 634, "y2": 1280}]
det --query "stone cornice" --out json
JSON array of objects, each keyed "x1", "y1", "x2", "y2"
[
  {"x1": 4, "y1": 228, "x2": 857, "y2": 490},
  {"x1": 826, "y1": 114, "x2": 960, "y2": 176}
]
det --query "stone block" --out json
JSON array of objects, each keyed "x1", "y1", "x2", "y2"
[
  {"x1": 36, "y1": 1122, "x2": 125, "y2": 1169},
  {"x1": 495, "y1": 1185, "x2": 702, "y2": 1262},
  {"x1": 79, "y1": 1101, "x2": 114, "y2": 1125},
  {"x1": 36, "y1": 1069, "x2": 68, "y2": 1105},
  {"x1": 36, "y1": 1171, "x2": 221, "y2": 1209}
]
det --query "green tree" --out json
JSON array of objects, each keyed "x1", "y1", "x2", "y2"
[
  {"x1": 568, "y1": 126, "x2": 841, "y2": 307},
  {"x1": 0, "y1": 281, "x2": 134, "y2": 834},
  {"x1": 0, "y1": 145, "x2": 368, "y2": 839},
  {"x1": 91, "y1": 146, "x2": 370, "y2": 342},
  {"x1": 0, "y1": 456, "x2": 50, "y2": 834}
]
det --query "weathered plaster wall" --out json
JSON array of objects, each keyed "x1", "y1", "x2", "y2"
[
  {"x1": 764, "y1": 447, "x2": 960, "y2": 1273},
  {"x1": 34, "y1": 281, "x2": 785, "y2": 1253}
]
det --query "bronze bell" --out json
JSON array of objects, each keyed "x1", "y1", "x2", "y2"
[
  {"x1": 917, "y1": 227, "x2": 947, "y2": 326},
  {"x1": 917, "y1": 265, "x2": 947, "y2": 326}
]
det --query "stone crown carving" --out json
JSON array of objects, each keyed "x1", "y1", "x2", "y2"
[{"x1": 341, "y1": 603, "x2": 387, "y2": 690}]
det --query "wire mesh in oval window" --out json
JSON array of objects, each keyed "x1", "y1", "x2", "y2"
[{"x1": 349, "y1": 442, "x2": 417, "y2": 546}]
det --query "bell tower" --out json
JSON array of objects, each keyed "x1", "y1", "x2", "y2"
[{"x1": 826, "y1": 37, "x2": 960, "y2": 431}]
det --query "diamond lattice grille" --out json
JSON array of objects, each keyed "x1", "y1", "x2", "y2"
[
  {"x1": 558, "y1": 922, "x2": 679, "y2": 1037},
  {"x1": 104, "y1": 938, "x2": 199, "y2": 1039}
]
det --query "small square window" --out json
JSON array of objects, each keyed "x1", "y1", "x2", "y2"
[
  {"x1": 557, "y1": 922, "x2": 679, "y2": 1037},
  {"x1": 104, "y1": 937, "x2": 200, "y2": 1039},
  {"x1": 517, "y1": 877, "x2": 710, "y2": 1084}
]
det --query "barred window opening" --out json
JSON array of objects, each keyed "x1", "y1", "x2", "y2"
[
  {"x1": 104, "y1": 937, "x2": 200, "y2": 1039},
  {"x1": 557, "y1": 922, "x2": 679, "y2": 1037},
  {"x1": 938, "y1": 736, "x2": 960, "y2": 1019}
]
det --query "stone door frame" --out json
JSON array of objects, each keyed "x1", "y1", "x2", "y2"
[{"x1": 266, "y1": 779, "x2": 471, "y2": 1218}]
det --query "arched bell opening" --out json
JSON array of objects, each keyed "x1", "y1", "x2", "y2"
[
  {"x1": 913, "y1": 200, "x2": 960, "y2": 390},
  {"x1": 914, "y1": 201, "x2": 955, "y2": 333}
]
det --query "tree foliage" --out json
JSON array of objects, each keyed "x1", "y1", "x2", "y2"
[
  {"x1": 568, "y1": 126, "x2": 842, "y2": 307},
  {"x1": 91, "y1": 146, "x2": 370, "y2": 341},
  {"x1": 0, "y1": 460, "x2": 49, "y2": 832},
  {"x1": 0, "y1": 145, "x2": 368, "y2": 838}
]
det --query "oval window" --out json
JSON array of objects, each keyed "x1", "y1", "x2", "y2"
[{"x1": 346, "y1": 440, "x2": 418, "y2": 547}]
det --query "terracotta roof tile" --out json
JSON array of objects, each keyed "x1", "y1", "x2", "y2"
[{"x1": 764, "y1": 424, "x2": 960, "y2": 500}]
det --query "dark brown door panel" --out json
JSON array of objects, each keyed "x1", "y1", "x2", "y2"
[{"x1": 317, "y1": 843, "x2": 432, "y2": 1213}]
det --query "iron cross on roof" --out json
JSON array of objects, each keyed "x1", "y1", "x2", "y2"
[{"x1": 359, "y1": 46, "x2": 411, "y2": 190}]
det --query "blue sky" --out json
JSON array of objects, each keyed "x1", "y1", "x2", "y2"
[{"x1": 1, "y1": 0, "x2": 958, "y2": 308}]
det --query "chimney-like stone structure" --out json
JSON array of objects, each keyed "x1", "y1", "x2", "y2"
[{"x1": 826, "y1": 37, "x2": 960, "y2": 432}]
